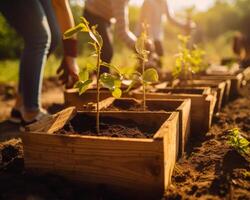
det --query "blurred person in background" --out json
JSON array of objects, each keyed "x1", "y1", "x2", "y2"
[
  {"x1": 83, "y1": 0, "x2": 155, "y2": 73},
  {"x1": 233, "y1": 32, "x2": 250, "y2": 68},
  {"x1": 137, "y1": 0, "x2": 196, "y2": 64},
  {"x1": 0, "y1": 0, "x2": 79, "y2": 129}
]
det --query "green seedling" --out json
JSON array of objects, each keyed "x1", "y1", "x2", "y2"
[
  {"x1": 126, "y1": 27, "x2": 159, "y2": 110},
  {"x1": 173, "y1": 35, "x2": 206, "y2": 82},
  {"x1": 64, "y1": 17, "x2": 123, "y2": 133},
  {"x1": 227, "y1": 128, "x2": 249, "y2": 155}
]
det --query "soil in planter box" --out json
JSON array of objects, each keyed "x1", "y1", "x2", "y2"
[{"x1": 56, "y1": 114, "x2": 159, "y2": 138}]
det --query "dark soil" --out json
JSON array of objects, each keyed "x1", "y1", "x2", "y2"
[
  {"x1": 0, "y1": 80, "x2": 249, "y2": 200},
  {"x1": 56, "y1": 114, "x2": 158, "y2": 138}
]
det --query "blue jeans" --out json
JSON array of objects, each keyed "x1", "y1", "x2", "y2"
[{"x1": 0, "y1": 0, "x2": 60, "y2": 111}]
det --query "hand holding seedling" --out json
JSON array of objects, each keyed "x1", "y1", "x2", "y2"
[{"x1": 64, "y1": 17, "x2": 123, "y2": 133}]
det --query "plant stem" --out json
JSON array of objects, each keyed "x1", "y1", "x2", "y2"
[
  {"x1": 96, "y1": 49, "x2": 101, "y2": 134},
  {"x1": 142, "y1": 60, "x2": 146, "y2": 111}
]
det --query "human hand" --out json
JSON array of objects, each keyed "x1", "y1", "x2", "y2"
[{"x1": 57, "y1": 56, "x2": 79, "y2": 88}]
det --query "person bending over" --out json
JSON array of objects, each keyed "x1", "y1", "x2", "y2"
[
  {"x1": 138, "y1": 0, "x2": 195, "y2": 58},
  {"x1": 233, "y1": 32, "x2": 250, "y2": 68}
]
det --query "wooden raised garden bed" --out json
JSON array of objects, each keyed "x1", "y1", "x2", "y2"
[
  {"x1": 197, "y1": 73, "x2": 243, "y2": 99},
  {"x1": 174, "y1": 79, "x2": 226, "y2": 114},
  {"x1": 133, "y1": 87, "x2": 217, "y2": 135},
  {"x1": 64, "y1": 88, "x2": 112, "y2": 109},
  {"x1": 64, "y1": 82, "x2": 170, "y2": 110},
  {"x1": 22, "y1": 107, "x2": 179, "y2": 197},
  {"x1": 99, "y1": 98, "x2": 191, "y2": 157}
]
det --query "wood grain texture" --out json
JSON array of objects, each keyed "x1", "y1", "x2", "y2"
[
  {"x1": 22, "y1": 111, "x2": 179, "y2": 196},
  {"x1": 64, "y1": 89, "x2": 132, "y2": 110},
  {"x1": 25, "y1": 107, "x2": 76, "y2": 133},
  {"x1": 119, "y1": 97, "x2": 191, "y2": 157},
  {"x1": 64, "y1": 88, "x2": 112, "y2": 109}
]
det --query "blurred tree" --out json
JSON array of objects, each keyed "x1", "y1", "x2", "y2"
[{"x1": 0, "y1": 14, "x2": 23, "y2": 59}]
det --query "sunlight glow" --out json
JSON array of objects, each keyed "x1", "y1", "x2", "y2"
[{"x1": 130, "y1": 0, "x2": 215, "y2": 11}]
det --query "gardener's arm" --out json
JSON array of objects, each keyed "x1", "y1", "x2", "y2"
[
  {"x1": 112, "y1": 0, "x2": 137, "y2": 50},
  {"x1": 164, "y1": 1, "x2": 194, "y2": 30},
  {"x1": 52, "y1": 0, "x2": 79, "y2": 88}
]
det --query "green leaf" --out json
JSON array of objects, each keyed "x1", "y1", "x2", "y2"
[
  {"x1": 64, "y1": 23, "x2": 87, "y2": 39},
  {"x1": 100, "y1": 73, "x2": 122, "y2": 98},
  {"x1": 112, "y1": 88, "x2": 122, "y2": 98},
  {"x1": 79, "y1": 68, "x2": 89, "y2": 82},
  {"x1": 101, "y1": 61, "x2": 121, "y2": 75},
  {"x1": 92, "y1": 26, "x2": 103, "y2": 48},
  {"x1": 74, "y1": 79, "x2": 92, "y2": 95},
  {"x1": 99, "y1": 73, "x2": 116, "y2": 90},
  {"x1": 142, "y1": 68, "x2": 159, "y2": 83}
]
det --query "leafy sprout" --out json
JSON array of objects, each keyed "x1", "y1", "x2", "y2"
[
  {"x1": 227, "y1": 128, "x2": 249, "y2": 155},
  {"x1": 173, "y1": 34, "x2": 205, "y2": 81},
  {"x1": 126, "y1": 25, "x2": 159, "y2": 110},
  {"x1": 64, "y1": 17, "x2": 123, "y2": 133}
]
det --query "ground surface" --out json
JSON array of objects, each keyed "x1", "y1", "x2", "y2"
[{"x1": 0, "y1": 78, "x2": 249, "y2": 200}]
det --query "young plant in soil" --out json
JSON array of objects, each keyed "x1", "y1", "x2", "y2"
[
  {"x1": 173, "y1": 35, "x2": 206, "y2": 83},
  {"x1": 227, "y1": 128, "x2": 249, "y2": 156},
  {"x1": 64, "y1": 17, "x2": 123, "y2": 133},
  {"x1": 126, "y1": 28, "x2": 159, "y2": 110}
]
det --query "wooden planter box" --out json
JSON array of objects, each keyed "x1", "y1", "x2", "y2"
[
  {"x1": 174, "y1": 80, "x2": 226, "y2": 114},
  {"x1": 64, "y1": 88, "x2": 112, "y2": 108},
  {"x1": 64, "y1": 82, "x2": 170, "y2": 110},
  {"x1": 133, "y1": 87, "x2": 217, "y2": 135},
  {"x1": 197, "y1": 73, "x2": 243, "y2": 99},
  {"x1": 192, "y1": 77, "x2": 231, "y2": 106},
  {"x1": 100, "y1": 98, "x2": 191, "y2": 158},
  {"x1": 22, "y1": 108, "x2": 179, "y2": 197}
]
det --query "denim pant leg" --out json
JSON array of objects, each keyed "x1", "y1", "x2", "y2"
[
  {"x1": 39, "y1": 0, "x2": 61, "y2": 54},
  {"x1": 0, "y1": 0, "x2": 56, "y2": 111}
]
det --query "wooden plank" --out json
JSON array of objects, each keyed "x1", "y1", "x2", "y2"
[
  {"x1": 64, "y1": 88, "x2": 112, "y2": 109},
  {"x1": 23, "y1": 133, "x2": 164, "y2": 192},
  {"x1": 163, "y1": 109, "x2": 179, "y2": 190},
  {"x1": 25, "y1": 107, "x2": 76, "y2": 133},
  {"x1": 64, "y1": 89, "x2": 132, "y2": 110}
]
